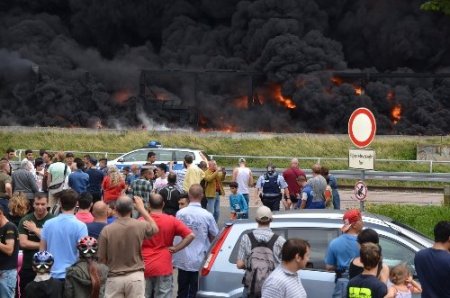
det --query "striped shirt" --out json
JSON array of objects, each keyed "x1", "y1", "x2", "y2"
[{"x1": 262, "y1": 265, "x2": 307, "y2": 298}]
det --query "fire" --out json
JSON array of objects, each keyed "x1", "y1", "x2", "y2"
[
  {"x1": 154, "y1": 92, "x2": 170, "y2": 101},
  {"x1": 112, "y1": 90, "x2": 131, "y2": 103},
  {"x1": 274, "y1": 85, "x2": 296, "y2": 109},
  {"x1": 354, "y1": 86, "x2": 363, "y2": 96},
  {"x1": 331, "y1": 77, "x2": 343, "y2": 86},
  {"x1": 391, "y1": 104, "x2": 402, "y2": 124},
  {"x1": 233, "y1": 96, "x2": 248, "y2": 109},
  {"x1": 221, "y1": 124, "x2": 237, "y2": 133}
]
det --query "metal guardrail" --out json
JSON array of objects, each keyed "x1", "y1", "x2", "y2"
[
  {"x1": 11, "y1": 150, "x2": 450, "y2": 183},
  {"x1": 237, "y1": 168, "x2": 450, "y2": 183},
  {"x1": 211, "y1": 154, "x2": 450, "y2": 174}
]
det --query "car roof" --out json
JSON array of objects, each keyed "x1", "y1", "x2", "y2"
[
  {"x1": 223, "y1": 209, "x2": 433, "y2": 246},
  {"x1": 136, "y1": 147, "x2": 203, "y2": 151},
  {"x1": 225, "y1": 209, "x2": 392, "y2": 225}
]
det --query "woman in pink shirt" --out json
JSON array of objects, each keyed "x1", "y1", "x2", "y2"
[{"x1": 101, "y1": 166, "x2": 126, "y2": 204}]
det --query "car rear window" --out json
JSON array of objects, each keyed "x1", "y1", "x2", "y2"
[
  {"x1": 228, "y1": 228, "x2": 288, "y2": 264},
  {"x1": 228, "y1": 227, "x2": 339, "y2": 271}
]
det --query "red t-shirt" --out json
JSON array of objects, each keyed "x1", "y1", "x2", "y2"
[
  {"x1": 101, "y1": 176, "x2": 126, "y2": 203},
  {"x1": 283, "y1": 167, "x2": 306, "y2": 195},
  {"x1": 140, "y1": 213, "x2": 192, "y2": 277},
  {"x1": 75, "y1": 211, "x2": 94, "y2": 223}
]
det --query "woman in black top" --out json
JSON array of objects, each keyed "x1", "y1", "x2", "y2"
[{"x1": 348, "y1": 228, "x2": 390, "y2": 283}]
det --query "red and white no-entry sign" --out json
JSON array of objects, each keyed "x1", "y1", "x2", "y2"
[{"x1": 348, "y1": 108, "x2": 376, "y2": 148}]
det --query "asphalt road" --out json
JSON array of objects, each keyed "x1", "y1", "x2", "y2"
[{"x1": 215, "y1": 187, "x2": 443, "y2": 228}]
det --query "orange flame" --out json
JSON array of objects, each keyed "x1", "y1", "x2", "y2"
[
  {"x1": 155, "y1": 92, "x2": 170, "y2": 101},
  {"x1": 391, "y1": 104, "x2": 402, "y2": 124},
  {"x1": 354, "y1": 86, "x2": 363, "y2": 96},
  {"x1": 331, "y1": 77, "x2": 343, "y2": 86},
  {"x1": 233, "y1": 96, "x2": 248, "y2": 109},
  {"x1": 112, "y1": 90, "x2": 131, "y2": 103},
  {"x1": 274, "y1": 85, "x2": 296, "y2": 109}
]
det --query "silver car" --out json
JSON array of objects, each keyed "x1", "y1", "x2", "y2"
[{"x1": 198, "y1": 210, "x2": 432, "y2": 298}]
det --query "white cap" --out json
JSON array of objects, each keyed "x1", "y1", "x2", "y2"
[{"x1": 256, "y1": 206, "x2": 272, "y2": 222}]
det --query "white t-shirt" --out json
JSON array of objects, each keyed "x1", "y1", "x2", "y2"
[{"x1": 236, "y1": 167, "x2": 251, "y2": 194}]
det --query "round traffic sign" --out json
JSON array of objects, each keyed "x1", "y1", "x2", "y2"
[
  {"x1": 348, "y1": 108, "x2": 376, "y2": 148},
  {"x1": 354, "y1": 181, "x2": 368, "y2": 201}
]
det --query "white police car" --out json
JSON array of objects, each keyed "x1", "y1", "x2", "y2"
[{"x1": 108, "y1": 141, "x2": 209, "y2": 171}]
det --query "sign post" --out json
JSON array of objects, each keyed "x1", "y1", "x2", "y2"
[{"x1": 348, "y1": 108, "x2": 377, "y2": 211}]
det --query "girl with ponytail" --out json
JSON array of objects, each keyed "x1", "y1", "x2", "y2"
[{"x1": 65, "y1": 236, "x2": 109, "y2": 298}]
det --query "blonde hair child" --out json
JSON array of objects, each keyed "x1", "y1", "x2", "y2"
[{"x1": 386, "y1": 263, "x2": 422, "y2": 298}]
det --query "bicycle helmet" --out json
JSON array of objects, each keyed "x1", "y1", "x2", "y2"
[
  {"x1": 32, "y1": 251, "x2": 54, "y2": 273},
  {"x1": 77, "y1": 236, "x2": 98, "y2": 258}
]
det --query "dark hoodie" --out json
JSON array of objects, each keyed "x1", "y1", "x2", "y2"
[
  {"x1": 64, "y1": 259, "x2": 109, "y2": 298},
  {"x1": 25, "y1": 274, "x2": 64, "y2": 298}
]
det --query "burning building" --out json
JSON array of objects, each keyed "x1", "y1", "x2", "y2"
[{"x1": 1, "y1": 1, "x2": 450, "y2": 134}]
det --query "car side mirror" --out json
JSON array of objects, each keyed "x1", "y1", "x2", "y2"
[{"x1": 118, "y1": 158, "x2": 124, "y2": 163}]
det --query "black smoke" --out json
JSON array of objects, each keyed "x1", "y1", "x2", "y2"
[{"x1": 1, "y1": 0, "x2": 450, "y2": 134}]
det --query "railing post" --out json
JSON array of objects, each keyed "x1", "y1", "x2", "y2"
[
  {"x1": 444, "y1": 186, "x2": 450, "y2": 207},
  {"x1": 429, "y1": 160, "x2": 433, "y2": 174}
]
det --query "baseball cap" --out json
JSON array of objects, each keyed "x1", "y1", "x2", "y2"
[
  {"x1": 239, "y1": 157, "x2": 246, "y2": 163},
  {"x1": 256, "y1": 206, "x2": 272, "y2": 222},
  {"x1": 341, "y1": 209, "x2": 362, "y2": 232}
]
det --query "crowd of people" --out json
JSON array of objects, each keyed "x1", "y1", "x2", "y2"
[{"x1": 0, "y1": 148, "x2": 448, "y2": 298}]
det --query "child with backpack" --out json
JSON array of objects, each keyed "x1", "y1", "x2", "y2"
[
  {"x1": 229, "y1": 182, "x2": 248, "y2": 219},
  {"x1": 64, "y1": 236, "x2": 109, "y2": 298},
  {"x1": 25, "y1": 251, "x2": 64, "y2": 298},
  {"x1": 236, "y1": 206, "x2": 286, "y2": 298}
]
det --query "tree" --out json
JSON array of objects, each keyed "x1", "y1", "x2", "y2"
[{"x1": 421, "y1": 0, "x2": 450, "y2": 15}]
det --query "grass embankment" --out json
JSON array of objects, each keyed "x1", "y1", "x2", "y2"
[
  {"x1": 367, "y1": 204, "x2": 450, "y2": 238},
  {"x1": 2, "y1": 129, "x2": 450, "y2": 188}
]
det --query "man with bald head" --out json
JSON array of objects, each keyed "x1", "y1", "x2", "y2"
[
  {"x1": 86, "y1": 201, "x2": 108, "y2": 239},
  {"x1": 173, "y1": 184, "x2": 219, "y2": 298},
  {"x1": 282, "y1": 158, "x2": 306, "y2": 210},
  {"x1": 98, "y1": 196, "x2": 159, "y2": 298},
  {"x1": 142, "y1": 194, "x2": 194, "y2": 298}
]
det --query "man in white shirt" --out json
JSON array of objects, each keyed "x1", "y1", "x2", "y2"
[
  {"x1": 232, "y1": 158, "x2": 253, "y2": 207},
  {"x1": 173, "y1": 184, "x2": 219, "y2": 298}
]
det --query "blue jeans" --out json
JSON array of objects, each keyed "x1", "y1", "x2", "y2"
[
  {"x1": 0, "y1": 269, "x2": 17, "y2": 298},
  {"x1": 332, "y1": 278, "x2": 349, "y2": 298},
  {"x1": 206, "y1": 192, "x2": 220, "y2": 222},
  {"x1": 145, "y1": 275, "x2": 172, "y2": 298}
]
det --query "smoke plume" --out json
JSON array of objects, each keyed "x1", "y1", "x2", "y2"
[{"x1": 1, "y1": 0, "x2": 450, "y2": 134}]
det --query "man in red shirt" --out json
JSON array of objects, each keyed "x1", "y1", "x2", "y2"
[
  {"x1": 282, "y1": 158, "x2": 306, "y2": 210},
  {"x1": 142, "y1": 193, "x2": 195, "y2": 298}
]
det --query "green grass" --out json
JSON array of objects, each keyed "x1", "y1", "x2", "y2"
[
  {"x1": 367, "y1": 204, "x2": 450, "y2": 238},
  {"x1": 3, "y1": 129, "x2": 450, "y2": 173}
]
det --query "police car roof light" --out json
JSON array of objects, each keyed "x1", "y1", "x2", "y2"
[{"x1": 147, "y1": 141, "x2": 162, "y2": 148}]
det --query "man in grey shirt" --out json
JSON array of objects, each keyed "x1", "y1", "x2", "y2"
[
  {"x1": 262, "y1": 239, "x2": 310, "y2": 298},
  {"x1": 12, "y1": 160, "x2": 38, "y2": 202}
]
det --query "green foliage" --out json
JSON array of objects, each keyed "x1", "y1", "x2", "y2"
[
  {"x1": 367, "y1": 204, "x2": 450, "y2": 238},
  {"x1": 3, "y1": 130, "x2": 450, "y2": 175},
  {"x1": 421, "y1": 0, "x2": 450, "y2": 15}
]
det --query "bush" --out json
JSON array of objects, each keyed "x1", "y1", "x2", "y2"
[{"x1": 367, "y1": 204, "x2": 450, "y2": 238}]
